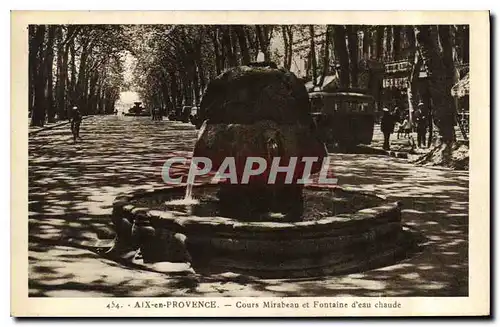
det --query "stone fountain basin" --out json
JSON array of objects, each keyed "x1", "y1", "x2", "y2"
[{"x1": 110, "y1": 184, "x2": 408, "y2": 278}]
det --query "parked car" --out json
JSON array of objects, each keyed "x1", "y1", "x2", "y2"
[{"x1": 124, "y1": 102, "x2": 150, "y2": 116}]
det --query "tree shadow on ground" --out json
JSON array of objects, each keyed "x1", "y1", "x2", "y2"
[{"x1": 28, "y1": 116, "x2": 468, "y2": 297}]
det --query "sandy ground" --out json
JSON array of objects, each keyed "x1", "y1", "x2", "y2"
[{"x1": 28, "y1": 115, "x2": 468, "y2": 297}]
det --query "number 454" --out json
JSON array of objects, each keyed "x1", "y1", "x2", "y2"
[{"x1": 106, "y1": 301, "x2": 121, "y2": 309}]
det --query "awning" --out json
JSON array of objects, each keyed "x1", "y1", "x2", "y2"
[{"x1": 451, "y1": 73, "x2": 469, "y2": 97}]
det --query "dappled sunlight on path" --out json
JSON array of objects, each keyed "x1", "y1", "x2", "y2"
[{"x1": 29, "y1": 116, "x2": 468, "y2": 297}]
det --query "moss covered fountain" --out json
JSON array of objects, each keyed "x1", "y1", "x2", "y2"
[{"x1": 108, "y1": 63, "x2": 411, "y2": 278}]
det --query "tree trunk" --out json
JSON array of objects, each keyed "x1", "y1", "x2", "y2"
[
  {"x1": 286, "y1": 27, "x2": 293, "y2": 70},
  {"x1": 103, "y1": 90, "x2": 110, "y2": 114},
  {"x1": 175, "y1": 72, "x2": 183, "y2": 108},
  {"x1": 333, "y1": 25, "x2": 350, "y2": 88},
  {"x1": 97, "y1": 86, "x2": 104, "y2": 114},
  {"x1": 180, "y1": 71, "x2": 189, "y2": 105},
  {"x1": 230, "y1": 27, "x2": 240, "y2": 65},
  {"x1": 362, "y1": 27, "x2": 371, "y2": 59},
  {"x1": 428, "y1": 105, "x2": 434, "y2": 145},
  {"x1": 405, "y1": 25, "x2": 416, "y2": 50},
  {"x1": 192, "y1": 63, "x2": 200, "y2": 105},
  {"x1": 245, "y1": 27, "x2": 259, "y2": 60},
  {"x1": 415, "y1": 25, "x2": 456, "y2": 144},
  {"x1": 408, "y1": 50, "x2": 422, "y2": 113},
  {"x1": 198, "y1": 62, "x2": 206, "y2": 96},
  {"x1": 222, "y1": 26, "x2": 237, "y2": 68},
  {"x1": 404, "y1": 26, "x2": 422, "y2": 113},
  {"x1": 45, "y1": 25, "x2": 56, "y2": 123},
  {"x1": 88, "y1": 71, "x2": 99, "y2": 114},
  {"x1": 82, "y1": 69, "x2": 90, "y2": 114},
  {"x1": 76, "y1": 43, "x2": 91, "y2": 113},
  {"x1": 347, "y1": 25, "x2": 359, "y2": 87},
  {"x1": 69, "y1": 39, "x2": 77, "y2": 107},
  {"x1": 375, "y1": 26, "x2": 385, "y2": 61},
  {"x1": 234, "y1": 25, "x2": 251, "y2": 65},
  {"x1": 194, "y1": 41, "x2": 206, "y2": 101},
  {"x1": 438, "y1": 25, "x2": 458, "y2": 140},
  {"x1": 31, "y1": 25, "x2": 47, "y2": 127},
  {"x1": 462, "y1": 25, "x2": 469, "y2": 63},
  {"x1": 386, "y1": 26, "x2": 393, "y2": 61},
  {"x1": 256, "y1": 25, "x2": 271, "y2": 61},
  {"x1": 160, "y1": 75, "x2": 171, "y2": 114},
  {"x1": 28, "y1": 25, "x2": 37, "y2": 117},
  {"x1": 393, "y1": 26, "x2": 401, "y2": 60},
  {"x1": 318, "y1": 25, "x2": 331, "y2": 87},
  {"x1": 282, "y1": 26, "x2": 290, "y2": 70},
  {"x1": 59, "y1": 44, "x2": 70, "y2": 119},
  {"x1": 309, "y1": 25, "x2": 318, "y2": 87},
  {"x1": 370, "y1": 28, "x2": 377, "y2": 59},
  {"x1": 211, "y1": 28, "x2": 222, "y2": 75},
  {"x1": 305, "y1": 52, "x2": 311, "y2": 80},
  {"x1": 406, "y1": 26, "x2": 420, "y2": 111},
  {"x1": 95, "y1": 81, "x2": 102, "y2": 114},
  {"x1": 55, "y1": 27, "x2": 65, "y2": 120}
]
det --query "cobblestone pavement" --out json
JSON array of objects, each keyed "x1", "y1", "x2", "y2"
[{"x1": 28, "y1": 115, "x2": 468, "y2": 297}]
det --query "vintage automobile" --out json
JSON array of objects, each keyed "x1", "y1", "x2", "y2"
[
  {"x1": 308, "y1": 91, "x2": 376, "y2": 147},
  {"x1": 124, "y1": 102, "x2": 149, "y2": 117}
]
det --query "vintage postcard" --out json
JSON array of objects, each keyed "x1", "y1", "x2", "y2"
[{"x1": 11, "y1": 11, "x2": 490, "y2": 317}]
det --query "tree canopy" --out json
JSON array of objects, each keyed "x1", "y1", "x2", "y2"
[
  {"x1": 29, "y1": 24, "x2": 129, "y2": 126},
  {"x1": 29, "y1": 24, "x2": 470, "y2": 146}
]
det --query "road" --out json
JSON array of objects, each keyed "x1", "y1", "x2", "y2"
[{"x1": 28, "y1": 115, "x2": 469, "y2": 297}]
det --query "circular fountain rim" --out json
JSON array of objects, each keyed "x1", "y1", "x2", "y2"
[
  {"x1": 112, "y1": 184, "x2": 402, "y2": 235},
  {"x1": 110, "y1": 184, "x2": 408, "y2": 279}
]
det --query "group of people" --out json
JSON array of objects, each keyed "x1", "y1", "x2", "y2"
[
  {"x1": 152, "y1": 107, "x2": 163, "y2": 121},
  {"x1": 380, "y1": 102, "x2": 430, "y2": 150}
]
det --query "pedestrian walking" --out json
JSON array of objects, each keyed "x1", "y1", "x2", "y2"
[
  {"x1": 380, "y1": 107, "x2": 396, "y2": 150},
  {"x1": 415, "y1": 103, "x2": 428, "y2": 148},
  {"x1": 396, "y1": 120, "x2": 402, "y2": 139},
  {"x1": 396, "y1": 115, "x2": 411, "y2": 139},
  {"x1": 402, "y1": 115, "x2": 412, "y2": 138},
  {"x1": 155, "y1": 108, "x2": 162, "y2": 121},
  {"x1": 69, "y1": 106, "x2": 83, "y2": 143}
]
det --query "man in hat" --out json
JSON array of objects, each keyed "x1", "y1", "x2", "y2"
[
  {"x1": 380, "y1": 107, "x2": 396, "y2": 150},
  {"x1": 69, "y1": 106, "x2": 82, "y2": 142},
  {"x1": 415, "y1": 102, "x2": 428, "y2": 148}
]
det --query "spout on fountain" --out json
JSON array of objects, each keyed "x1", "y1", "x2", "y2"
[{"x1": 264, "y1": 130, "x2": 283, "y2": 161}]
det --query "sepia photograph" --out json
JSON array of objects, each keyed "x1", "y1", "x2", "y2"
[{"x1": 11, "y1": 10, "x2": 490, "y2": 317}]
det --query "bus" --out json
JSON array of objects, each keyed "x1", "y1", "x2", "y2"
[{"x1": 308, "y1": 91, "x2": 376, "y2": 147}]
